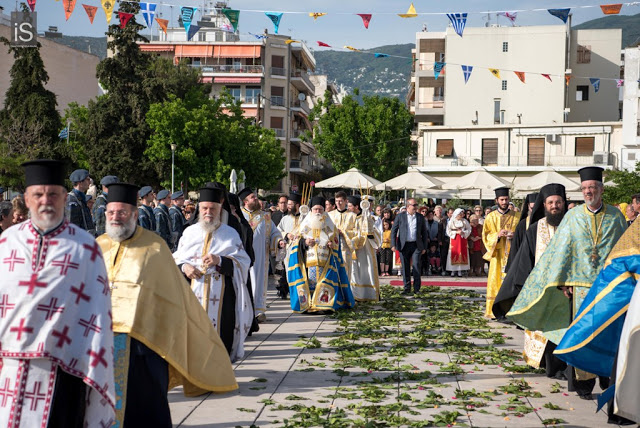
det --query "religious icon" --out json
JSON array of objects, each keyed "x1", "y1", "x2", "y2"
[
  {"x1": 298, "y1": 289, "x2": 307, "y2": 305},
  {"x1": 319, "y1": 289, "x2": 330, "y2": 303}
]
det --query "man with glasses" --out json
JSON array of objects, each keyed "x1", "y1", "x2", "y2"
[
  {"x1": 272, "y1": 195, "x2": 288, "y2": 226},
  {"x1": 391, "y1": 198, "x2": 429, "y2": 295}
]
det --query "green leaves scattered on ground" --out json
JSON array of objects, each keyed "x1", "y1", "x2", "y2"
[{"x1": 294, "y1": 336, "x2": 322, "y2": 349}]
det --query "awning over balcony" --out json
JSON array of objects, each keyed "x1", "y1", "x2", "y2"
[
  {"x1": 140, "y1": 44, "x2": 175, "y2": 52},
  {"x1": 214, "y1": 77, "x2": 262, "y2": 84},
  {"x1": 201, "y1": 77, "x2": 213, "y2": 83},
  {"x1": 175, "y1": 45, "x2": 214, "y2": 57},
  {"x1": 213, "y1": 45, "x2": 261, "y2": 58}
]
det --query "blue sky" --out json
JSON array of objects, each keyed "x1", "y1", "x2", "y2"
[{"x1": 0, "y1": 0, "x2": 632, "y2": 49}]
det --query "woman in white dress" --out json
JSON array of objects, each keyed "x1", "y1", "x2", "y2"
[{"x1": 446, "y1": 208, "x2": 471, "y2": 277}]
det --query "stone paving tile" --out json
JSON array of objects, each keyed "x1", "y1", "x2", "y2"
[{"x1": 171, "y1": 280, "x2": 618, "y2": 427}]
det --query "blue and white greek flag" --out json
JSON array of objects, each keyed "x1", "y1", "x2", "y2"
[
  {"x1": 461, "y1": 65, "x2": 473, "y2": 84},
  {"x1": 447, "y1": 13, "x2": 467, "y2": 37},
  {"x1": 140, "y1": 2, "x2": 156, "y2": 28},
  {"x1": 548, "y1": 8, "x2": 570, "y2": 23},
  {"x1": 590, "y1": 78, "x2": 600, "y2": 93},
  {"x1": 434, "y1": 62, "x2": 445, "y2": 80},
  {"x1": 58, "y1": 127, "x2": 68, "y2": 139}
]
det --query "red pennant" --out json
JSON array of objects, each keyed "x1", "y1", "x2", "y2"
[
  {"x1": 155, "y1": 18, "x2": 168, "y2": 34},
  {"x1": 63, "y1": 0, "x2": 76, "y2": 21},
  {"x1": 565, "y1": 74, "x2": 572, "y2": 86},
  {"x1": 357, "y1": 13, "x2": 372, "y2": 29},
  {"x1": 514, "y1": 71, "x2": 525, "y2": 83},
  {"x1": 542, "y1": 74, "x2": 552, "y2": 82},
  {"x1": 118, "y1": 11, "x2": 134, "y2": 29},
  {"x1": 82, "y1": 4, "x2": 97, "y2": 24},
  {"x1": 26, "y1": 0, "x2": 36, "y2": 12},
  {"x1": 600, "y1": 4, "x2": 622, "y2": 14},
  {"x1": 317, "y1": 41, "x2": 331, "y2": 47}
]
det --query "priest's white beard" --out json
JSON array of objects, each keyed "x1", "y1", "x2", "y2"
[
  {"x1": 106, "y1": 216, "x2": 137, "y2": 242},
  {"x1": 308, "y1": 212, "x2": 324, "y2": 230},
  {"x1": 199, "y1": 211, "x2": 221, "y2": 233},
  {"x1": 31, "y1": 206, "x2": 64, "y2": 232}
]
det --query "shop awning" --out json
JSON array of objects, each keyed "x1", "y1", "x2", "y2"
[
  {"x1": 213, "y1": 45, "x2": 261, "y2": 58},
  {"x1": 214, "y1": 77, "x2": 262, "y2": 84},
  {"x1": 140, "y1": 44, "x2": 175, "y2": 52},
  {"x1": 175, "y1": 45, "x2": 214, "y2": 57}
]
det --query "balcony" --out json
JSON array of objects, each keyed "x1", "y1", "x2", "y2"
[
  {"x1": 290, "y1": 99, "x2": 311, "y2": 115},
  {"x1": 269, "y1": 96, "x2": 285, "y2": 107},
  {"x1": 290, "y1": 69, "x2": 315, "y2": 93},
  {"x1": 290, "y1": 158, "x2": 312, "y2": 173},
  {"x1": 428, "y1": 155, "x2": 610, "y2": 168},
  {"x1": 290, "y1": 129, "x2": 309, "y2": 140},
  {"x1": 271, "y1": 67, "x2": 286, "y2": 77},
  {"x1": 414, "y1": 97, "x2": 444, "y2": 122},
  {"x1": 272, "y1": 128, "x2": 286, "y2": 138},
  {"x1": 189, "y1": 64, "x2": 264, "y2": 76}
]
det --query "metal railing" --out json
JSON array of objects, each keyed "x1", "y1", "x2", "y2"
[
  {"x1": 271, "y1": 67, "x2": 286, "y2": 76},
  {"x1": 273, "y1": 128, "x2": 286, "y2": 138},
  {"x1": 290, "y1": 159, "x2": 311, "y2": 170},
  {"x1": 270, "y1": 96, "x2": 285, "y2": 107},
  {"x1": 417, "y1": 100, "x2": 445, "y2": 109},
  {"x1": 433, "y1": 155, "x2": 609, "y2": 167},
  {"x1": 291, "y1": 69, "x2": 315, "y2": 91},
  {"x1": 188, "y1": 64, "x2": 264, "y2": 74},
  {"x1": 290, "y1": 99, "x2": 311, "y2": 114}
]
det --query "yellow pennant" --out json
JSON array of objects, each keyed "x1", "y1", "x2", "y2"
[
  {"x1": 398, "y1": 3, "x2": 418, "y2": 18},
  {"x1": 489, "y1": 68, "x2": 501, "y2": 79},
  {"x1": 344, "y1": 46, "x2": 361, "y2": 52},
  {"x1": 309, "y1": 12, "x2": 326, "y2": 20},
  {"x1": 101, "y1": 0, "x2": 114, "y2": 23},
  {"x1": 285, "y1": 39, "x2": 300, "y2": 44}
]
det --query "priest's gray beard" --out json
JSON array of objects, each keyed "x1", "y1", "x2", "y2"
[
  {"x1": 199, "y1": 211, "x2": 221, "y2": 233},
  {"x1": 106, "y1": 216, "x2": 137, "y2": 242},
  {"x1": 31, "y1": 206, "x2": 64, "y2": 232}
]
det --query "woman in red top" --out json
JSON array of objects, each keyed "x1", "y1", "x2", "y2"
[{"x1": 468, "y1": 214, "x2": 485, "y2": 276}]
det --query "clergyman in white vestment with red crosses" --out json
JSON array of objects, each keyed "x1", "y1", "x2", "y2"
[{"x1": 0, "y1": 160, "x2": 115, "y2": 428}]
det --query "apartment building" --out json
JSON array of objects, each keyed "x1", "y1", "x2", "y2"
[
  {"x1": 138, "y1": 6, "x2": 317, "y2": 193},
  {"x1": 621, "y1": 46, "x2": 640, "y2": 171},
  {"x1": 407, "y1": 25, "x2": 623, "y2": 185}
]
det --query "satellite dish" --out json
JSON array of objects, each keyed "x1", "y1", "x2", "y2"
[{"x1": 298, "y1": 93, "x2": 306, "y2": 101}]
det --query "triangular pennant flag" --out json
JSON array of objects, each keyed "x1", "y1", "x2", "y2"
[
  {"x1": 155, "y1": 18, "x2": 168, "y2": 34},
  {"x1": 565, "y1": 74, "x2": 572, "y2": 86},
  {"x1": 489, "y1": 68, "x2": 501, "y2": 79},
  {"x1": 317, "y1": 41, "x2": 331, "y2": 47},
  {"x1": 514, "y1": 71, "x2": 525, "y2": 83},
  {"x1": 344, "y1": 46, "x2": 361, "y2": 52},
  {"x1": 118, "y1": 11, "x2": 134, "y2": 29},
  {"x1": 285, "y1": 40, "x2": 299, "y2": 44},
  {"x1": 542, "y1": 74, "x2": 552, "y2": 82},
  {"x1": 82, "y1": 4, "x2": 97, "y2": 23},
  {"x1": 446, "y1": 13, "x2": 467, "y2": 37},
  {"x1": 398, "y1": 3, "x2": 418, "y2": 18},
  {"x1": 601, "y1": 4, "x2": 623, "y2": 15},
  {"x1": 101, "y1": 0, "x2": 114, "y2": 24},
  {"x1": 249, "y1": 32, "x2": 267, "y2": 40},
  {"x1": 222, "y1": 8, "x2": 240, "y2": 32},
  {"x1": 590, "y1": 78, "x2": 600, "y2": 93},
  {"x1": 548, "y1": 8, "x2": 570, "y2": 23},
  {"x1": 309, "y1": 12, "x2": 326, "y2": 21},
  {"x1": 497, "y1": 11, "x2": 517, "y2": 25},
  {"x1": 140, "y1": 3, "x2": 156, "y2": 28},
  {"x1": 374, "y1": 53, "x2": 389, "y2": 58},
  {"x1": 617, "y1": 79, "x2": 624, "y2": 88},
  {"x1": 434, "y1": 62, "x2": 446, "y2": 80},
  {"x1": 265, "y1": 12, "x2": 283, "y2": 34},
  {"x1": 26, "y1": 0, "x2": 36, "y2": 12},
  {"x1": 187, "y1": 24, "x2": 200, "y2": 41},
  {"x1": 181, "y1": 7, "x2": 197, "y2": 34},
  {"x1": 357, "y1": 14, "x2": 372, "y2": 29},
  {"x1": 462, "y1": 65, "x2": 473, "y2": 84},
  {"x1": 63, "y1": 0, "x2": 76, "y2": 21}
]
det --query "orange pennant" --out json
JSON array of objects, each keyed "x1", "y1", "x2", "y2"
[
  {"x1": 600, "y1": 4, "x2": 622, "y2": 14},
  {"x1": 82, "y1": 4, "x2": 97, "y2": 23},
  {"x1": 155, "y1": 18, "x2": 168, "y2": 34},
  {"x1": 514, "y1": 71, "x2": 525, "y2": 83},
  {"x1": 565, "y1": 74, "x2": 572, "y2": 86},
  {"x1": 63, "y1": 0, "x2": 76, "y2": 20}
]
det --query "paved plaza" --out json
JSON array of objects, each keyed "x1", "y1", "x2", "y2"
[{"x1": 169, "y1": 278, "x2": 617, "y2": 427}]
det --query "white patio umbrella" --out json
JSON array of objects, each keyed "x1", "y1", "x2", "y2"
[
  {"x1": 230, "y1": 169, "x2": 238, "y2": 194},
  {"x1": 440, "y1": 168, "x2": 512, "y2": 201},
  {"x1": 314, "y1": 167, "x2": 381, "y2": 190},
  {"x1": 374, "y1": 168, "x2": 443, "y2": 191},
  {"x1": 514, "y1": 168, "x2": 580, "y2": 193}
]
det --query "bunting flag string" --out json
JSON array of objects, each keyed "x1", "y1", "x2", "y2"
[
  {"x1": 249, "y1": 32, "x2": 267, "y2": 40},
  {"x1": 374, "y1": 53, "x2": 389, "y2": 58},
  {"x1": 514, "y1": 71, "x2": 526, "y2": 83},
  {"x1": 285, "y1": 39, "x2": 300, "y2": 44},
  {"x1": 434, "y1": 62, "x2": 446, "y2": 79},
  {"x1": 309, "y1": 12, "x2": 326, "y2": 20},
  {"x1": 565, "y1": 74, "x2": 572, "y2": 86},
  {"x1": 548, "y1": 8, "x2": 571, "y2": 23},
  {"x1": 180, "y1": 6, "x2": 196, "y2": 34},
  {"x1": 82, "y1": 4, "x2": 97, "y2": 23},
  {"x1": 118, "y1": 11, "x2": 134, "y2": 28},
  {"x1": 344, "y1": 46, "x2": 361, "y2": 52},
  {"x1": 462, "y1": 65, "x2": 473, "y2": 84},
  {"x1": 489, "y1": 69, "x2": 501, "y2": 79},
  {"x1": 447, "y1": 13, "x2": 467, "y2": 37},
  {"x1": 497, "y1": 11, "x2": 517, "y2": 25},
  {"x1": 617, "y1": 79, "x2": 624, "y2": 87},
  {"x1": 317, "y1": 41, "x2": 331, "y2": 47},
  {"x1": 187, "y1": 24, "x2": 200, "y2": 40},
  {"x1": 590, "y1": 77, "x2": 601, "y2": 92},
  {"x1": 63, "y1": 0, "x2": 76, "y2": 20},
  {"x1": 26, "y1": 0, "x2": 36, "y2": 12},
  {"x1": 222, "y1": 8, "x2": 240, "y2": 32},
  {"x1": 140, "y1": 2, "x2": 156, "y2": 28},
  {"x1": 601, "y1": 3, "x2": 623, "y2": 13},
  {"x1": 542, "y1": 74, "x2": 553, "y2": 82},
  {"x1": 265, "y1": 12, "x2": 283, "y2": 34},
  {"x1": 100, "y1": 0, "x2": 114, "y2": 23},
  {"x1": 398, "y1": 3, "x2": 418, "y2": 18},
  {"x1": 357, "y1": 13, "x2": 371, "y2": 29},
  {"x1": 155, "y1": 17, "x2": 168, "y2": 34}
]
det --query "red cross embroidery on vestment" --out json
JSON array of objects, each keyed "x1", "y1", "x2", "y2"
[
  {"x1": 18, "y1": 273, "x2": 47, "y2": 295},
  {"x1": 23, "y1": 381, "x2": 46, "y2": 411},
  {"x1": 0, "y1": 378, "x2": 15, "y2": 407},
  {"x1": 52, "y1": 326, "x2": 72, "y2": 348},
  {"x1": 82, "y1": 242, "x2": 102, "y2": 262},
  {"x1": 87, "y1": 347, "x2": 108, "y2": 368},
  {"x1": 70, "y1": 282, "x2": 91, "y2": 304},
  {"x1": 78, "y1": 315, "x2": 101, "y2": 337},
  {"x1": 10, "y1": 318, "x2": 33, "y2": 340},
  {"x1": 97, "y1": 275, "x2": 109, "y2": 295},
  {"x1": 51, "y1": 254, "x2": 79, "y2": 275},
  {"x1": 3, "y1": 250, "x2": 25, "y2": 272},
  {"x1": 0, "y1": 295, "x2": 16, "y2": 318},
  {"x1": 36, "y1": 298, "x2": 64, "y2": 320}
]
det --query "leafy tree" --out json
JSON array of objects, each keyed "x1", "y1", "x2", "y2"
[
  {"x1": 146, "y1": 91, "x2": 285, "y2": 191},
  {"x1": 309, "y1": 89, "x2": 414, "y2": 182},
  {"x1": 603, "y1": 163, "x2": 640, "y2": 204}
]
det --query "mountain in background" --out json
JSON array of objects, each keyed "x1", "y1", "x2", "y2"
[
  {"x1": 573, "y1": 12, "x2": 640, "y2": 48},
  {"x1": 53, "y1": 35, "x2": 107, "y2": 59}
]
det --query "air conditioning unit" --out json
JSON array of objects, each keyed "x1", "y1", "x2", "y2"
[
  {"x1": 593, "y1": 151, "x2": 609, "y2": 166},
  {"x1": 546, "y1": 134, "x2": 558, "y2": 143}
]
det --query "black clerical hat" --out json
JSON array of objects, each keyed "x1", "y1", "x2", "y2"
[
  {"x1": 199, "y1": 187, "x2": 223, "y2": 203},
  {"x1": 310, "y1": 196, "x2": 326, "y2": 208},
  {"x1": 22, "y1": 159, "x2": 66, "y2": 187},
  {"x1": 347, "y1": 195, "x2": 361, "y2": 206},
  {"x1": 518, "y1": 192, "x2": 538, "y2": 223},
  {"x1": 289, "y1": 192, "x2": 302, "y2": 204},
  {"x1": 530, "y1": 183, "x2": 567, "y2": 224},
  {"x1": 237, "y1": 187, "x2": 254, "y2": 201},
  {"x1": 106, "y1": 183, "x2": 139, "y2": 206},
  {"x1": 205, "y1": 181, "x2": 228, "y2": 193},
  {"x1": 494, "y1": 187, "x2": 510, "y2": 198},
  {"x1": 578, "y1": 166, "x2": 603, "y2": 183}
]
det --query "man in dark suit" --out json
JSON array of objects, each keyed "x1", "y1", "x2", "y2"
[{"x1": 391, "y1": 198, "x2": 430, "y2": 294}]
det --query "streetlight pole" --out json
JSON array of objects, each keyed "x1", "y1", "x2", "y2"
[{"x1": 170, "y1": 143, "x2": 176, "y2": 194}]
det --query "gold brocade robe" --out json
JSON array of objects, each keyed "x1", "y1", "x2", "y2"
[
  {"x1": 328, "y1": 209, "x2": 357, "y2": 277},
  {"x1": 482, "y1": 209, "x2": 520, "y2": 318},
  {"x1": 97, "y1": 227, "x2": 237, "y2": 397}
]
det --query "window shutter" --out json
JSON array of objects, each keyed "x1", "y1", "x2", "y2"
[
  {"x1": 436, "y1": 139, "x2": 454, "y2": 157},
  {"x1": 482, "y1": 139, "x2": 498, "y2": 166},
  {"x1": 575, "y1": 137, "x2": 595, "y2": 156},
  {"x1": 527, "y1": 138, "x2": 545, "y2": 166}
]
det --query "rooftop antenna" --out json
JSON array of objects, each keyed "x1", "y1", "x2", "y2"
[{"x1": 483, "y1": 12, "x2": 491, "y2": 27}]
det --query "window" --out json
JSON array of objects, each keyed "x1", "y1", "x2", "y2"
[
  {"x1": 501, "y1": 80, "x2": 508, "y2": 91},
  {"x1": 482, "y1": 139, "x2": 498, "y2": 166},
  {"x1": 527, "y1": 138, "x2": 545, "y2": 166},
  {"x1": 226, "y1": 86, "x2": 241, "y2": 102},
  {"x1": 270, "y1": 86, "x2": 284, "y2": 106},
  {"x1": 502, "y1": 42, "x2": 508, "y2": 52},
  {"x1": 575, "y1": 137, "x2": 595, "y2": 156},
  {"x1": 215, "y1": 31, "x2": 223, "y2": 42},
  {"x1": 435, "y1": 139, "x2": 454, "y2": 157},
  {"x1": 576, "y1": 85, "x2": 589, "y2": 101},
  {"x1": 270, "y1": 117, "x2": 283, "y2": 129},
  {"x1": 494, "y1": 99, "x2": 501, "y2": 124},
  {"x1": 198, "y1": 31, "x2": 206, "y2": 42},
  {"x1": 577, "y1": 45, "x2": 591, "y2": 64},
  {"x1": 246, "y1": 87, "x2": 261, "y2": 104}
]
